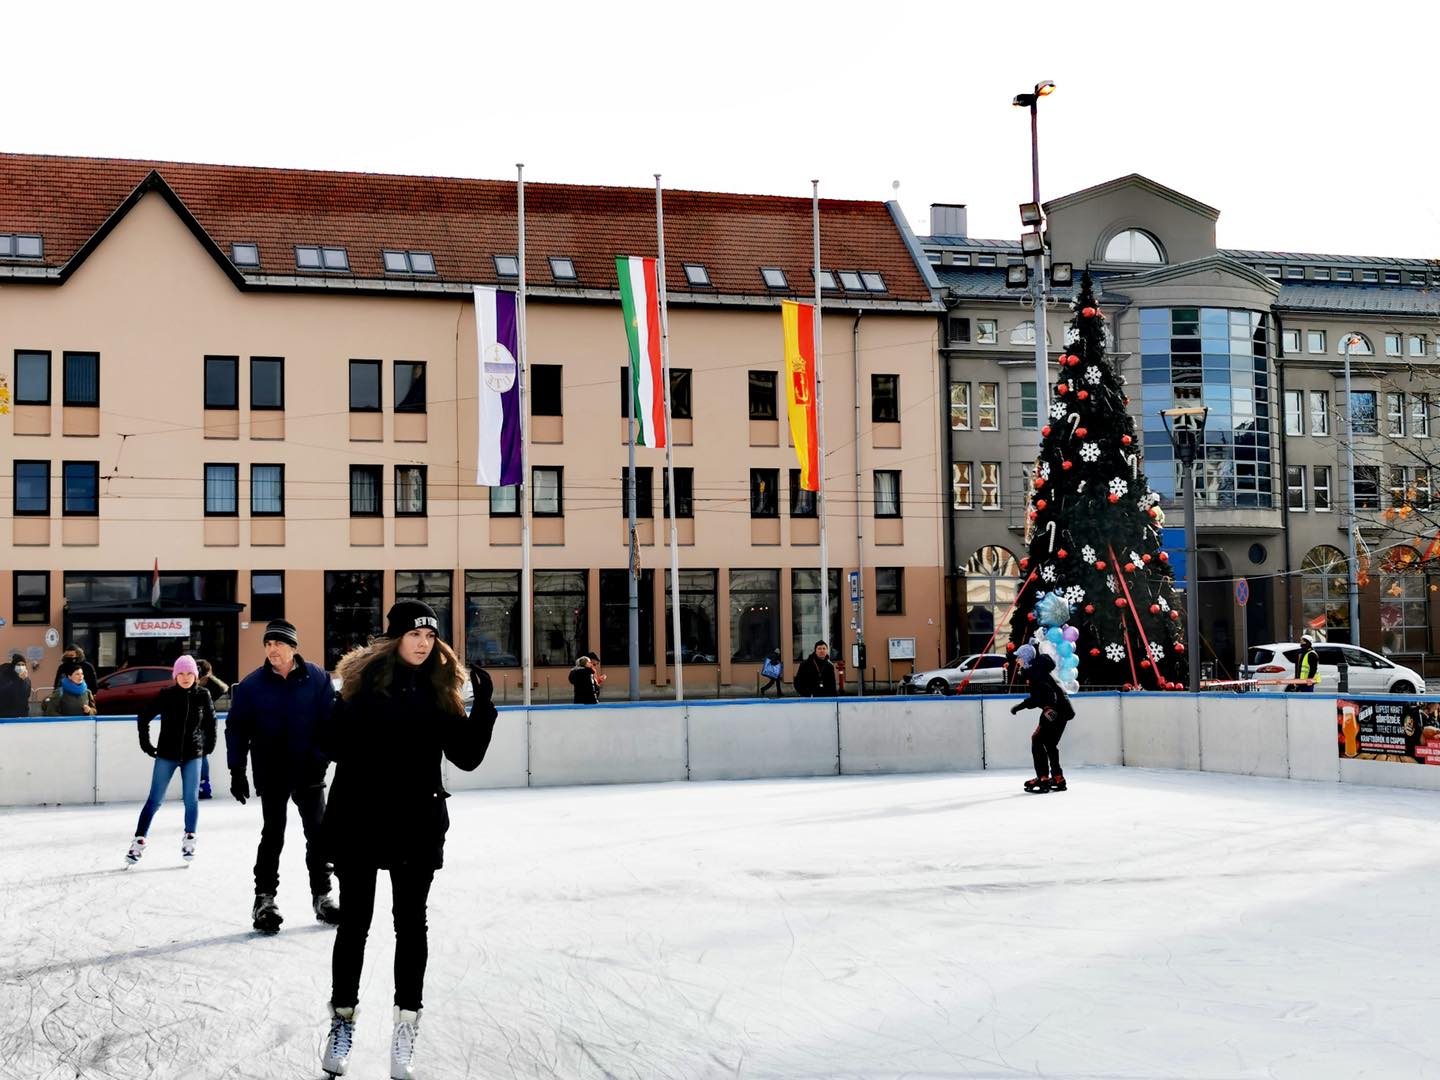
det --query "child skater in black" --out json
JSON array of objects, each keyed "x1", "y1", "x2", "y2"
[
  {"x1": 1010, "y1": 644, "x2": 1075, "y2": 793},
  {"x1": 318, "y1": 601, "x2": 498, "y2": 1079}
]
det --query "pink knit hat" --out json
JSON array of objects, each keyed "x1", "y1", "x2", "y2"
[{"x1": 172, "y1": 655, "x2": 199, "y2": 678}]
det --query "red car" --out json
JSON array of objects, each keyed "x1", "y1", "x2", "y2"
[{"x1": 94, "y1": 666, "x2": 177, "y2": 716}]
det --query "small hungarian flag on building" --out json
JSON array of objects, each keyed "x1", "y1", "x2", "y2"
[
  {"x1": 616, "y1": 256, "x2": 666, "y2": 448},
  {"x1": 782, "y1": 300, "x2": 820, "y2": 491},
  {"x1": 151, "y1": 558, "x2": 161, "y2": 608}
]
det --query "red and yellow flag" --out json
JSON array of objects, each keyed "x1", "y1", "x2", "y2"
[{"x1": 782, "y1": 300, "x2": 819, "y2": 491}]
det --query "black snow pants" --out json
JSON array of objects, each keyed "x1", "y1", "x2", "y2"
[
  {"x1": 1031, "y1": 709, "x2": 1069, "y2": 778},
  {"x1": 331, "y1": 863, "x2": 436, "y2": 1011},
  {"x1": 253, "y1": 783, "x2": 332, "y2": 897}
]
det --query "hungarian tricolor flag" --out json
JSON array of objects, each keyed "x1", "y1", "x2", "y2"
[
  {"x1": 616, "y1": 256, "x2": 666, "y2": 447},
  {"x1": 782, "y1": 300, "x2": 820, "y2": 491}
]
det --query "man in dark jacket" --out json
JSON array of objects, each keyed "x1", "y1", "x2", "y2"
[
  {"x1": 225, "y1": 619, "x2": 338, "y2": 932},
  {"x1": 793, "y1": 641, "x2": 838, "y2": 698},
  {"x1": 0, "y1": 654, "x2": 32, "y2": 718},
  {"x1": 1010, "y1": 644, "x2": 1076, "y2": 793},
  {"x1": 569, "y1": 656, "x2": 600, "y2": 704},
  {"x1": 52, "y1": 645, "x2": 98, "y2": 693}
]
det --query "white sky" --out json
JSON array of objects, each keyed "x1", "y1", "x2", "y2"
[{"x1": 12, "y1": 1, "x2": 1440, "y2": 257}]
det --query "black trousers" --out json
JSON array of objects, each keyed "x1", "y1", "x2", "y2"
[
  {"x1": 759, "y1": 676, "x2": 782, "y2": 696},
  {"x1": 1031, "y1": 710, "x2": 1069, "y2": 778},
  {"x1": 331, "y1": 864, "x2": 436, "y2": 1011},
  {"x1": 253, "y1": 783, "x2": 332, "y2": 896}
]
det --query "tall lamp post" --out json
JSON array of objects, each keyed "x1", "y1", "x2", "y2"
[
  {"x1": 1162, "y1": 406, "x2": 1210, "y2": 689},
  {"x1": 1013, "y1": 80, "x2": 1056, "y2": 405},
  {"x1": 1342, "y1": 334, "x2": 1362, "y2": 641}
]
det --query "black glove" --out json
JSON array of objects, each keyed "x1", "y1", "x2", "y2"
[
  {"x1": 1010, "y1": 703, "x2": 1023, "y2": 715},
  {"x1": 140, "y1": 741, "x2": 157, "y2": 758},
  {"x1": 470, "y1": 666, "x2": 494, "y2": 706},
  {"x1": 231, "y1": 773, "x2": 250, "y2": 804}
]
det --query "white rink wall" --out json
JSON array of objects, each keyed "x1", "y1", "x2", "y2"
[{"x1": 1, "y1": 691, "x2": 1428, "y2": 807}]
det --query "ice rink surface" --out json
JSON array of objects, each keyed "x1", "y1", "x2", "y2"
[{"x1": 3, "y1": 767, "x2": 1440, "y2": 1079}]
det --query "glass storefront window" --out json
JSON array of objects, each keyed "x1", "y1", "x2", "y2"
[
  {"x1": 729, "y1": 569, "x2": 779, "y2": 662},
  {"x1": 964, "y1": 546, "x2": 1020, "y2": 656},
  {"x1": 534, "y1": 571, "x2": 587, "y2": 668},
  {"x1": 1301, "y1": 546, "x2": 1350, "y2": 642},
  {"x1": 599, "y1": 569, "x2": 653, "y2": 666},
  {"x1": 1380, "y1": 547, "x2": 1428, "y2": 655},
  {"x1": 666, "y1": 569, "x2": 718, "y2": 664},
  {"x1": 464, "y1": 571, "x2": 520, "y2": 667},
  {"x1": 324, "y1": 571, "x2": 383, "y2": 669},
  {"x1": 790, "y1": 568, "x2": 841, "y2": 663},
  {"x1": 395, "y1": 570, "x2": 453, "y2": 643}
]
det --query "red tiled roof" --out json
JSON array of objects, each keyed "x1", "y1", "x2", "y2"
[{"x1": 0, "y1": 153, "x2": 934, "y2": 304}]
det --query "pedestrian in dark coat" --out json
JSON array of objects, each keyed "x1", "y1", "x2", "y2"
[
  {"x1": 317, "y1": 600, "x2": 497, "y2": 1079},
  {"x1": 569, "y1": 655, "x2": 600, "y2": 704},
  {"x1": 793, "y1": 641, "x2": 838, "y2": 698},
  {"x1": 194, "y1": 659, "x2": 229, "y2": 798},
  {"x1": 0, "y1": 654, "x2": 32, "y2": 718},
  {"x1": 51, "y1": 645, "x2": 98, "y2": 693},
  {"x1": 224, "y1": 618, "x2": 337, "y2": 931},
  {"x1": 1010, "y1": 644, "x2": 1076, "y2": 793},
  {"x1": 44, "y1": 663, "x2": 97, "y2": 716}
]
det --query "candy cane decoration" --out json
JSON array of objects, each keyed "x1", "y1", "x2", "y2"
[
  {"x1": 1045, "y1": 520, "x2": 1057, "y2": 552},
  {"x1": 1125, "y1": 453, "x2": 1138, "y2": 479},
  {"x1": 1068, "y1": 412, "x2": 1082, "y2": 439},
  {"x1": 1077, "y1": 480, "x2": 1087, "y2": 493}
]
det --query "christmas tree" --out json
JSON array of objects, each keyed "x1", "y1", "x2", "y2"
[{"x1": 1007, "y1": 272, "x2": 1188, "y2": 690}]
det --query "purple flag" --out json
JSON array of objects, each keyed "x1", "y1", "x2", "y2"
[{"x1": 474, "y1": 286, "x2": 522, "y2": 487}]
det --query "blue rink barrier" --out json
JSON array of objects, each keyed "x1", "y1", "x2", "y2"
[{"x1": 1, "y1": 692, "x2": 1434, "y2": 807}]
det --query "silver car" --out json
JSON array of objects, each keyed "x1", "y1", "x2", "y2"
[
  {"x1": 902, "y1": 653, "x2": 1010, "y2": 695},
  {"x1": 1244, "y1": 642, "x2": 1424, "y2": 695}
]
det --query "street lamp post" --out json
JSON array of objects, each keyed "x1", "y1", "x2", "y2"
[
  {"x1": 1162, "y1": 406, "x2": 1210, "y2": 690},
  {"x1": 1342, "y1": 334, "x2": 1362, "y2": 641},
  {"x1": 1013, "y1": 80, "x2": 1055, "y2": 407}
]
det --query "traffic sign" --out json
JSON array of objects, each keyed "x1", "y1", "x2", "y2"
[
  {"x1": 848, "y1": 570, "x2": 860, "y2": 603},
  {"x1": 1234, "y1": 578, "x2": 1250, "y2": 607}
]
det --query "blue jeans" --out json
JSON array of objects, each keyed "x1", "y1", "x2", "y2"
[
  {"x1": 200, "y1": 755, "x2": 210, "y2": 784},
  {"x1": 135, "y1": 757, "x2": 201, "y2": 836}
]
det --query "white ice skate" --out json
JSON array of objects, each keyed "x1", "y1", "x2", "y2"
[
  {"x1": 321, "y1": 1003, "x2": 356, "y2": 1076},
  {"x1": 181, "y1": 833, "x2": 197, "y2": 862},
  {"x1": 390, "y1": 1007, "x2": 421, "y2": 1079},
  {"x1": 124, "y1": 836, "x2": 146, "y2": 867}
]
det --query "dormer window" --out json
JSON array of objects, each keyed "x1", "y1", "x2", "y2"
[
  {"x1": 494, "y1": 254, "x2": 519, "y2": 278},
  {"x1": 975, "y1": 254, "x2": 997, "y2": 267},
  {"x1": 838, "y1": 270, "x2": 865, "y2": 291},
  {"x1": 761, "y1": 267, "x2": 788, "y2": 289},
  {"x1": 860, "y1": 271, "x2": 887, "y2": 293},
  {"x1": 1335, "y1": 269, "x2": 1353, "y2": 282},
  {"x1": 1102, "y1": 229, "x2": 1164, "y2": 264},
  {"x1": 231, "y1": 242, "x2": 260, "y2": 267},
  {"x1": 296, "y1": 245, "x2": 349, "y2": 271},
  {"x1": 682, "y1": 263, "x2": 711, "y2": 287},
  {"x1": 383, "y1": 250, "x2": 437, "y2": 275},
  {"x1": 1284, "y1": 266, "x2": 1304, "y2": 280},
  {"x1": 815, "y1": 269, "x2": 838, "y2": 290},
  {"x1": 549, "y1": 257, "x2": 577, "y2": 282},
  {"x1": 0, "y1": 234, "x2": 43, "y2": 259}
]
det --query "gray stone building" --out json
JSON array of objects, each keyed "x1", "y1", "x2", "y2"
[{"x1": 923, "y1": 174, "x2": 1440, "y2": 679}]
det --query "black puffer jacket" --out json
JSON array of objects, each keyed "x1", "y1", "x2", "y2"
[
  {"x1": 1012, "y1": 655, "x2": 1075, "y2": 722},
  {"x1": 137, "y1": 683, "x2": 217, "y2": 761},
  {"x1": 322, "y1": 661, "x2": 497, "y2": 870}
]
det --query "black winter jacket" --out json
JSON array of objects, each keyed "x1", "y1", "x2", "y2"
[
  {"x1": 793, "y1": 653, "x2": 838, "y2": 698},
  {"x1": 138, "y1": 684, "x2": 217, "y2": 762},
  {"x1": 0, "y1": 665, "x2": 31, "y2": 718},
  {"x1": 1012, "y1": 655, "x2": 1075, "y2": 722},
  {"x1": 225, "y1": 655, "x2": 334, "y2": 794},
  {"x1": 321, "y1": 663, "x2": 498, "y2": 871},
  {"x1": 569, "y1": 666, "x2": 599, "y2": 704}
]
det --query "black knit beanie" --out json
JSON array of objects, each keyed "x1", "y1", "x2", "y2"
[{"x1": 385, "y1": 600, "x2": 440, "y2": 639}]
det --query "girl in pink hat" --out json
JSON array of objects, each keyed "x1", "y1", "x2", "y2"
[{"x1": 125, "y1": 655, "x2": 217, "y2": 867}]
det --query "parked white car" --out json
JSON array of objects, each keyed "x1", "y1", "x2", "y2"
[
  {"x1": 901, "y1": 653, "x2": 1010, "y2": 695},
  {"x1": 1244, "y1": 642, "x2": 1424, "y2": 695}
]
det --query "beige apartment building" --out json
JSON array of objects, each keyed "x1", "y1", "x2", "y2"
[{"x1": 0, "y1": 154, "x2": 945, "y2": 696}]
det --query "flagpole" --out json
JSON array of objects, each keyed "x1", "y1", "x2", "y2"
[
  {"x1": 657, "y1": 174, "x2": 683, "y2": 702},
  {"x1": 627, "y1": 315, "x2": 641, "y2": 702},
  {"x1": 813, "y1": 180, "x2": 830, "y2": 661},
  {"x1": 517, "y1": 163, "x2": 533, "y2": 707}
]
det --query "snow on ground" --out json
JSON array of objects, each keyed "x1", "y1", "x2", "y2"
[{"x1": 3, "y1": 767, "x2": 1440, "y2": 1079}]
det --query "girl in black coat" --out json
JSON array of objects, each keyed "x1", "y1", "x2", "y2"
[
  {"x1": 319, "y1": 600, "x2": 497, "y2": 1080},
  {"x1": 1009, "y1": 644, "x2": 1075, "y2": 794},
  {"x1": 126, "y1": 655, "x2": 216, "y2": 865}
]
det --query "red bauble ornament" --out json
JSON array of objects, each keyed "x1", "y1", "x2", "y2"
[
  {"x1": 1076, "y1": 427, "x2": 1088, "y2": 438},
  {"x1": 1095, "y1": 559, "x2": 1106, "y2": 570},
  {"x1": 1057, "y1": 548, "x2": 1068, "y2": 559},
  {"x1": 1036, "y1": 499, "x2": 1047, "y2": 510},
  {"x1": 1150, "y1": 604, "x2": 1160, "y2": 614},
  {"x1": 1170, "y1": 611, "x2": 1180, "y2": 621},
  {"x1": 1089, "y1": 647, "x2": 1101, "y2": 657},
  {"x1": 1125, "y1": 562, "x2": 1136, "y2": 572},
  {"x1": 1019, "y1": 558, "x2": 1029, "y2": 570},
  {"x1": 1141, "y1": 659, "x2": 1151, "y2": 669},
  {"x1": 1124, "y1": 683, "x2": 1135, "y2": 692},
  {"x1": 1121, "y1": 435, "x2": 1132, "y2": 446},
  {"x1": 1028, "y1": 511, "x2": 1038, "y2": 522},
  {"x1": 1034, "y1": 476, "x2": 1045, "y2": 489},
  {"x1": 1115, "y1": 598, "x2": 1127, "y2": 608},
  {"x1": 1142, "y1": 554, "x2": 1152, "y2": 563},
  {"x1": 1057, "y1": 383, "x2": 1069, "y2": 395},
  {"x1": 1122, "y1": 397, "x2": 1130, "y2": 406},
  {"x1": 1107, "y1": 493, "x2": 1120, "y2": 504},
  {"x1": 1078, "y1": 390, "x2": 1089, "y2": 400},
  {"x1": 1175, "y1": 643, "x2": 1185, "y2": 653},
  {"x1": 1082, "y1": 306, "x2": 1096, "y2": 318},
  {"x1": 1062, "y1": 460, "x2": 1073, "y2": 470},
  {"x1": 1159, "y1": 552, "x2": 1169, "y2": 562},
  {"x1": 1148, "y1": 507, "x2": 1160, "y2": 519},
  {"x1": 1027, "y1": 612, "x2": 1036, "y2": 621},
  {"x1": 1084, "y1": 604, "x2": 1095, "y2": 614},
  {"x1": 1042, "y1": 425, "x2": 1052, "y2": 437},
  {"x1": 1006, "y1": 642, "x2": 1016, "y2": 652}
]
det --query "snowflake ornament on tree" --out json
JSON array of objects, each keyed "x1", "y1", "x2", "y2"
[
  {"x1": 1061, "y1": 585, "x2": 1086, "y2": 606},
  {"x1": 1050, "y1": 400, "x2": 1069, "y2": 420},
  {"x1": 1039, "y1": 461, "x2": 1051, "y2": 482},
  {"x1": 1149, "y1": 642, "x2": 1165, "y2": 662},
  {"x1": 1040, "y1": 564, "x2": 1057, "y2": 583},
  {"x1": 1105, "y1": 643, "x2": 1126, "y2": 662},
  {"x1": 1084, "y1": 366, "x2": 1102, "y2": 385},
  {"x1": 1081, "y1": 545, "x2": 1097, "y2": 564},
  {"x1": 1108, "y1": 478, "x2": 1129, "y2": 499},
  {"x1": 1080, "y1": 443, "x2": 1100, "y2": 463}
]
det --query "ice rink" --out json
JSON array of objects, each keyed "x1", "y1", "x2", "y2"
[{"x1": 4, "y1": 766, "x2": 1439, "y2": 1079}]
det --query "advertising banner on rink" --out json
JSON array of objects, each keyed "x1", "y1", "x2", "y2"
[{"x1": 1337, "y1": 697, "x2": 1440, "y2": 765}]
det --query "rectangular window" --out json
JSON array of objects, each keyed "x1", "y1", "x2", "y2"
[
  {"x1": 62, "y1": 352, "x2": 99, "y2": 406},
  {"x1": 663, "y1": 467, "x2": 694, "y2": 518},
  {"x1": 297, "y1": 245, "x2": 350, "y2": 271},
  {"x1": 750, "y1": 468, "x2": 779, "y2": 518},
  {"x1": 489, "y1": 485, "x2": 518, "y2": 516},
  {"x1": 600, "y1": 568, "x2": 654, "y2": 666},
  {"x1": 1385, "y1": 270, "x2": 1401, "y2": 284},
  {"x1": 760, "y1": 267, "x2": 788, "y2": 290},
  {"x1": 1410, "y1": 335, "x2": 1427, "y2": 357},
  {"x1": 875, "y1": 567, "x2": 904, "y2": 615},
  {"x1": 871, "y1": 374, "x2": 899, "y2": 423},
  {"x1": 976, "y1": 320, "x2": 998, "y2": 344},
  {"x1": 205, "y1": 355, "x2": 238, "y2": 409},
  {"x1": 1284, "y1": 389, "x2": 1304, "y2": 436},
  {"x1": 1281, "y1": 329, "x2": 1301, "y2": 354},
  {"x1": 493, "y1": 255, "x2": 519, "y2": 279},
  {"x1": 1335, "y1": 269, "x2": 1353, "y2": 282},
  {"x1": 349, "y1": 464, "x2": 382, "y2": 516},
  {"x1": 204, "y1": 463, "x2": 238, "y2": 516},
  {"x1": 1413, "y1": 394, "x2": 1431, "y2": 437},
  {"x1": 790, "y1": 568, "x2": 841, "y2": 663},
  {"x1": 1354, "y1": 465, "x2": 1380, "y2": 509},
  {"x1": 62, "y1": 461, "x2": 98, "y2": 516},
  {"x1": 1362, "y1": 269, "x2": 1378, "y2": 283},
  {"x1": 15, "y1": 350, "x2": 51, "y2": 405},
  {"x1": 250, "y1": 356, "x2": 284, "y2": 410},
  {"x1": 1286, "y1": 465, "x2": 1306, "y2": 510},
  {"x1": 1389, "y1": 465, "x2": 1408, "y2": 507},
  {"x1": 1284, "y1": 266, "x2": 1304, "y2": 280},
  {"x1": 978, "y1": 382, "x2": 999, "y2": 430},
  {"x1": 534, "y1": 570, "x2": 588, "y2": 667},
  {"x1": 789, "y1": 469, "x2": 816, "y2": 518},
  {"x1": 251, "y1": 571, "x2": 285, "y2": 621},
  {"x1": 1019, "y1": 382, "x2": 1038, "y2": 429},
  {"x1": 670, "y1": 368, "x2": 693, "y2": 420},
  {"x1": 980, "y1": 461, "x2": 1001, "y2": 509},
  {"x1": 874, "y1": 470, "x2": 901, "y2": 517},
  {"x1": 530, "y1": 364, "x2": 561, "y2": 416},
  {"x1": 14, "y1": 570, "x2": 50, "y2": 624},
  {"x1": 1415, "y1": 467, "x2": 1433, "y2": 508},
  {"x1": 1388, "y1": 392, "x2": 1406, "y2": 436},
  {"x1": 349, "y1": 360, "x2": 382, "y2": 412},
  {"x1": 729, "y1": 569, "x2": 780, "y2": 662},
  {"x1": 1310, "y1": 390, "x2": 1329, "y2": 435},
  {"x1": 1351, "y1": 390, "x2": 1378, "y2": 434},
  {"x1": 394, "y1": 361, "x2": 427, "y2": 413},
  {"x1": 396, "y1": 570, "x2": 453, "y2": 642},
  {"x1": 464, "y1": 570, "x2": 520, "y2": 667},
  {"x1": 950, "y1": 383, "x2": 970, "y2": 430},
  {"x1": 533, "y1": 467, "x2": 562, "y2": 516},
  {"x1": 324, "y1": 571, "x2": 382, "y2": 670},
  {"x1": 621, "y1": 467, "x2": 654, "y2": 518},
  {"x1": 395, "y1": 465, "x2": 427, "y2": 516},
  {"x1": 1386, "y1": 334, "x2": 1403, "y2": 357},
  {"x1": 666, "y1": 569, "x2": 719, "y2": 664},
  {"x1": 748, "y1": 371, "x2": 777, "y2": 420},
  {"x1": 953, "y1": 462, "x2": 972, "y2": 509},
  {"x1": 1313, "y1": 268, "x2": 1331, "y2": 282},
  {"x1": 548, "y1": 257, "x2": 578, "y2": 282},
  {"x1": 1313, "y1": 465, "x2": 1332, "y2": 511},
  {"x1": 251, "y1": 464, "x2": 284, "y2": 516},
  {"x1": 1307, "y1": 330, "x2": 1326, "y2": 354},
  {"x1": 231, "y1": 242, "x2": 260, "y2": 267},
  {"x1": 383, "y1": 250, "x2": 437, "y2": 275},
  {"x1": 947, "y1": 317, "x2": 970, "y2": 344}
]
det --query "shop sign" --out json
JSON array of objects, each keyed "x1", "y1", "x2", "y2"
[{"x1": 125, "y1": 617, "x2": 191, "y2": 638}]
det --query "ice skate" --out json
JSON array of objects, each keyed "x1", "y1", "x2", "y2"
[
  {"x1": 1049, "y1": 775, "x2": 1067, "y2": 792},
  {"x1": 321, "y1": 1003, "x2": 356, "y2": 1076},
  {"x1": 1023, "y1": 777, "x2": 1052, "y2": 794},
  {"x1": 390, "y1": 1007, "x2": 421, "y2": 1080},
  {"x1": 313, "y1": 892, "x2": 341, "y2": 925},
  {"x1": 181, "y1": 833, "x2": 197, "y2": 862},
  {"x1": 198, "y1": 780, "x2": 212, "y2": 800},
  {"x1": 251, "y1": 892, "x2": 283, "y2": 934},
  {"x1": 124, "y1": 836, "x2": 146, "y2": 867}
]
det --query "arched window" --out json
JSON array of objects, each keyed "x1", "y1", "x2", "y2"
[
  {"x1": 1103, "y1": 229, "x2": 1165, "y2": 264},
  {"x1": 1380, "y1": 545, "x2": 1428, "y2": 654},
  {"x1": 1301, "y1": 545, "x2": 1350, "y2": 637},
  {"x1": 964, "y1": 546, "x2": 1020, "y2": 656},
  {"x1": 1337, "y1": 332, "x2": 1374, "y2": 355}
]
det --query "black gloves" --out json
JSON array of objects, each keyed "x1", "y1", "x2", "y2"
[
  {"x1": 140, "y1": 741, "x2": 157, "y2": 758},
  {"x1": 470, "y1": 666, "x2": 494, "y2": 706},
  {"x1": 1010, "y1": 703, "x2": 1023, "y2": 715},
  {"x1": 231, "y1": 773, "x2": 250, "y2": 804}
]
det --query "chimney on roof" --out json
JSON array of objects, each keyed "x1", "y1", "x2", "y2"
[{"x1": 930, "y1": 203, "x2": 968, "y2": 238}]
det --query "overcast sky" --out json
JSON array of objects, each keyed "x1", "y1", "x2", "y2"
[{"x1": 12, "y1": 2, "x2": 1440, "y2": 258}]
